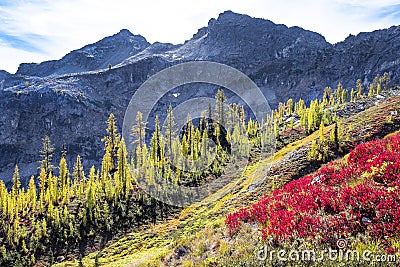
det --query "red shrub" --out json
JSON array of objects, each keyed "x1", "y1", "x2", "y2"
[{"x1": 226, "y1": 133, "x2": 400, "y2": 246}]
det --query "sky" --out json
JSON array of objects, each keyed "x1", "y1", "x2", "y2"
[{"x1": 0, "y1": 0, "x2": 400, "y2": 73}]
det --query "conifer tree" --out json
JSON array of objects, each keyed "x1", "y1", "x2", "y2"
[
  {"x1": 329, "y1": 94, "x2": 335, "y2": 106},
  {"x1": 286, "y1": 98, "x2": 293, "y2": 115},
  {"x1": 11, "y1": 165, "x2": 21, "y2": 198},
  {"x1": 150, "y1": 115, "x2": 163, "y2": 164},
  {"x1": 201, "y1": 129, "x2": 208, "y2": 159},
  {"x1": 356, "y1": 79, "x2": 363, "y2": 99},
  {"x1": 135, "y1": 144, "x2": 143, "y2": 170},
  {"x1": 102, "y1": 152, "x2": 114, "y2": 201},
  {"x1": 193, "y1": 128, "x2": 201, "y2": 161},
  {"x1": 215, "y1": 89, "x2": 227, "y2": 126},
  {"x1": 86, "y1": 166, "x2": 97, "y2": 218},
  {"x1": 296, "y1": 98, "x2": 306, "y2": 114},
  {"x1": 72, "y1": 155, "x2": 85, "y2": 184},
  {"x1": 330, "y1": 121, "x2": 340, "y2": 149},
  {"x1": 46, "y1": 172, "x2": 57, "y2": 204},
  {"x1": 368, "y1": 84, "x2": 374, "y2": 98},
  {"x1": 335, "y1": 83, "x2": 343, "y2": 103},
  {"x1": 350, "y1": 88, "x2": 355, "y2": 102},
  {"x1": 199, "y1": 110, "x2": 207, "y2": 132},
  {"x1": 300, "y1": 110, "x2": 308, "y2": 130},
  {"x1": 373, "y1": 74, "x2": 380, "y2": 89},
  {"x1": 380, "y1": 72, "x2": 389, "y2": 91},
  {"x1": 172, "y1": 136, "x2": 181, "y2": 168},
  {"x1": 341, "y1": 89, "x2": 348, "y2": 104},
  {"x1": 102, "y1": 113, "x2": 121, "y2": 170},
  {"x1": 308, "y1": 140, "x2": 318, "y2": 161},
  {"x1": 38, "y1": 168, "x2": 47, "y2": 212},
  {"x1": 185, "y1": 114, "x2": 195, "y2": 158},
  {"x1": 214, "y1": 121, "x2": 221, "y2": 146},
  {"x1": 164, "y1": 105, "x2": 176, "y2": 155},
  {"x1": 39, "y1": 136, "x2": 55, "y2": 176},
  {"x1": 322, "y1": 87, "x2": 331, "y2": 105},
  {"x1": 181, "y1": 135, "x2": 189, "y2": 158},
  {"x1": 226, "y1": 104, "x2": 235, "y2": 132},
  {"x1": 239, "y1": 106, "x2": 246, "y2": 133},
  {"x1": 27, "y1": 176, "x2": 37, "y2": 210},
  {"x1": 101, "y1": 151, "x2": 113, "y2": 182},
  {"x1": 131, "y1": 111, "x2": 147, "y2": 148},
  {"x1": 0, "y1": 180, "x2": 7, "y2": 213},
  {"x1": 208, "y1": 103, "x2": 213, "y2": 120},
  {"x1": 117, "y1": 139, "x2": 131, "y2": 198},
  {"x1": 376, "y1": 83, "x2": 381, "y2": 95},
  {"x1": 59, "y1": 157, "x2": 70, "y2": 204},
  {"x1": 277, "y1": 102, "x2": 285, "y2": 119}
]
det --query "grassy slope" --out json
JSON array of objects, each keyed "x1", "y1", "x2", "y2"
[{"x1": 55, "y1": 95, "x2": 400, "y2": 267}]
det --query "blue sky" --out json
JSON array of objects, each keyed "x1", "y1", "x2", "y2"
[{"x1": 0, "y1": 0, "x2": 399, "y2": 73}]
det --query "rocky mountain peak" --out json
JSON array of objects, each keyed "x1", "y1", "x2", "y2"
[
  {"x1": 213, "y1": 10, "x2": 272, "y2": 26},
  {"x1": 206, "y1": 10, "x2": 274, "y2": 36},
  {"x1": 176, "y1": 11, "x2": 329, "y2": 71},
  {"x1": 337, "y1": 24, "x2": 400, "y2": 47},
  {"x1": 116, "y1": 28, "x2": 134, "y2": 36},
  {"x1": 0, "y1": 70, "x2": 10, "y2": 80},
  {"x1": 99, "y1": 28, "x2": 148, "y2": 47},
  {"x1": 16, "y1": 29, "x2": 150, "y2": 77}
]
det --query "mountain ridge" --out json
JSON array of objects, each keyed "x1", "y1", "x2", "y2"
[{"x1": 15, "y1": 29, "x2": 150, "y2": 77}]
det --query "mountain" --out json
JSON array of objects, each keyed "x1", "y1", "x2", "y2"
[
  {"x1": 16, "y1": 29, "x2": 150, "y2": 77},
  {"x1": 0, "y1": 70, "x2": 10, "y2": 78},
  {"x1": 0, "y1": 10, "x2": 400, "y2": 184}
]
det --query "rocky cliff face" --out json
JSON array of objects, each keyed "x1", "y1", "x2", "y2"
[{"x1": 1, "y1": 11, "x2": 399, "y2": 184}]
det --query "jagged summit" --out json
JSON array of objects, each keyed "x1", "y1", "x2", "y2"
[
  {"x1": 0, "y1": 70, "x2": 9, "y2": 80},
  {"x1": 336, "y1": 24, "x2": 400, "y2": 47},
  {"x1": 116, "y1": 28, "x2": 134, "y2": 36},
  {"x1": 212, "y1": 10, "x2": 273, "y2": 26},
  {"x1": 15, "y1": 29, "x2": 150, "y2": 77},
  {"x1": 209, "y1": 10, "x2": 326, "y2": 41}
]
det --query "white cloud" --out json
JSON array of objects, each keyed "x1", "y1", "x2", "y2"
[
  {"x1": 333, "y1": 0, "x2": 400, "y2": 8},
  {"x1": 0, "y1": 43, "x2": 47, "y2": 73},
  {"x1": 0, "y1": 0, "x2": 399, "y2": 73}
]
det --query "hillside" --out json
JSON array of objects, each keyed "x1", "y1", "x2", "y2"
[
  {"x1": 1, "y1": 10, "x2": 400, "y2": 186},
  {"x1": 0, "y1": 71, "x2": 399, "y2": 267},
  {"x1": 41, "y1": 85, "x2": 400, "y2": 267}
]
